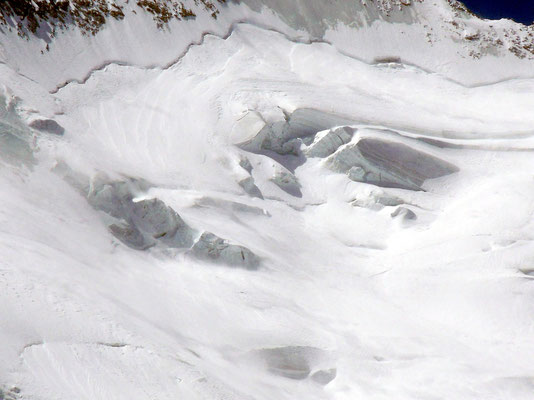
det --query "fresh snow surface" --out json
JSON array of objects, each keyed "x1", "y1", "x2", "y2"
[{"x1": 1, "y1": 2, "x2": 534, "y2": 400}]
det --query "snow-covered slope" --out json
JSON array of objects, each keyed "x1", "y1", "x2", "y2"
[
  {"x1": 1, "y1": 0, "x2": 533, "y2": 93},
  {"x1": 1, "y1": 1, "x2": 534, "y2": 399}
]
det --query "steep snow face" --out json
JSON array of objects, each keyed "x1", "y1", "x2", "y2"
[
  {"x1": 1, "y1": 2, "x2": 534, "y2": 400},
  {"x1": 0, "y1": 0, "x2": 533, "y2": 92}
]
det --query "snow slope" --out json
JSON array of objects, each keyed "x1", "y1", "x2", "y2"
[{"x1": 1, "y1": 1, "x2": 534, "y2": 399}]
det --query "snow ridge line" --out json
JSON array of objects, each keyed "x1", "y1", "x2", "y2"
[
  {"x1": 48, "y1": 20, "x2": 534, "y2": 95},
  {"x1": 19, "y1": 340, "x2": 144, "y2": 357}
]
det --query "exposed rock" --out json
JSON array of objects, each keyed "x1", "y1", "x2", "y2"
[
  {"x1": 279, "y1": 138, "x2": 303, "y2": 156},
  {"x1": 29, "y1": 118, "x2": 65, "y2": 135},
  {"x1": 130, "y1": 198, "x2": 177, "y2": 236},
  {"x1": 328, "y1": 137, "x2": 458, "y2": 191},
  {"x1": 130, "y1": 198, "x2": 195, "y2": 248},
  {"x1": 374, "y1": 56, "x2": 402, "y2": 64},
  {"x1": 108, "y1": 196, "x2": 197, "y2": 248},
  {"x1": 0, "y1": 386, "x2": 21, "y2": 400},
  {"x1": 59, "y1": 175, "x2": 189, "y2": 250},
  {"x1": 238, "y1": 176, "x2": 263, "y2": 199},
  {"x1": 311, "y1": 368, "x2": 337, "y2": 385},
  {"x1": 376, "y1": 194, "x2": 405, "y2": 207},
  {"x1": 109, "y1": 221, "x2": 152, "y2": 250},
  {"x1": 0, "y1": 0, "x2": 125, "y2": 37},
  {"x1": 238, "y1": 156, "x2": 253, "y2": 173},
  {"x1": 57, "y1": 168, "x2": 260, "y2": 263},
  {"x1": 391, "y1": 206, "x2": 417, "y2": 221},
  {"x1": 191, "y1": 232, "x2": 260, "y2": 269},
  {"x1": 0, "y1": 0, "x2": 225, "y2": 37},
  {"x1": 270, "y1": 168, "x2": 302, "y2": 197},
  {"x1": 87, "y1": 180, "x2": 133, "y2": 218},
  {"x1": 87, "y1": 180, "x2": 196, "y2": 249},
  {"x1": 304, "y1": 126, "x2": 355, "y2": 158}
]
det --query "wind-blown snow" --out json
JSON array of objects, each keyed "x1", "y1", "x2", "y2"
[{"x1": 1, "y1": 1, "x2": 534, "y2": 399}]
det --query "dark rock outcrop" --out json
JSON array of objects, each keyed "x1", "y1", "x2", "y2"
[
  {"x1": 270, "y1": 168, "x2": 302, "y2": 197},
  {"x1": 88, "y1": 180, "x2": 196, "y2": 249},
  {"x1": 191, "y1": 232, "x2": 260, "y2": 269},
  {"x1": 29, "y1": 118, "x2": 65, "y2": 135},
  {"x1": 238, "y1": 176, "x2": 263, "y2": 199}
]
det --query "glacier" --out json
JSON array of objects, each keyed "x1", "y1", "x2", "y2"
[{"x1": 0, "y1": 1, "x2": 534, "y2": 399}]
